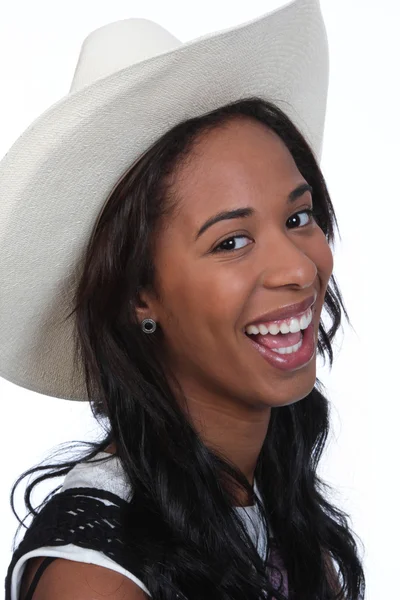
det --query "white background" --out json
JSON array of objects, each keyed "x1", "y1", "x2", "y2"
[{"x1": 1, "y1": 1, "x2": 398, "y2": 598}]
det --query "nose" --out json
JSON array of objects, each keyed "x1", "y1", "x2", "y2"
[{"x1": 259, "y1": 238, "x2": 317, "y2": 290}]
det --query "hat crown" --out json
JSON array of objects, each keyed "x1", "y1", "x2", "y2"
[{"x1": 70, "y1": 18, "x2": 182, "y2": 93}]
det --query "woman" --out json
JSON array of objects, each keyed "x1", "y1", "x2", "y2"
[{"x1": 1, "y1": 2, "x2": 365, "y2": 599}]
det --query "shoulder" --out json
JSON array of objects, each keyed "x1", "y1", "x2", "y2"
[
  {"x1": 60, "y1": 451, "x2": 131, "y2": 500},
  {"x1": 20, "y1": 556, "x2": 150, "y2": 599},
  {"x1": 11, "y1": 453, "x2": 145, "y2": 600}
]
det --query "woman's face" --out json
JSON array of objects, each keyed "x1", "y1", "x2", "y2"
[{"x1": 138, "y1": 117, "x2": 333, "y2": 411}]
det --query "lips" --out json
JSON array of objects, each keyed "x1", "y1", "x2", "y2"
[{"x1": 245, "y1": 293, "x2": 317, "y2": 328}]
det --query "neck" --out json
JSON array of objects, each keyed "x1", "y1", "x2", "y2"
[
  {"x1": 180, "y1": 392, "x2": 271, "y2": 507},
  {"x1": 104, "y1": 393, "x2": 271, "y2": 508}
]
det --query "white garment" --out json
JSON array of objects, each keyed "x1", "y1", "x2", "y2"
[{"x1": 10, "y1": 452, "x2": 268, "y2": 600}]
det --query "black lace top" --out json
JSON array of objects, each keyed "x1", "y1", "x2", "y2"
[
  {"x1": 4, "y1": 452, "x2": 286, "y2": 600},
  {"x1": 5, "y1": 486, "x2": 151, "y2": 599}
]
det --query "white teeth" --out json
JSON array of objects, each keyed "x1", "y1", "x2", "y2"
[
  {"x1": 267, "y1": 323, "x2": 281, "y2": 335},
  {"x1": 300, "y1": 313, "x2": 309, "y2": 330},
  {"x1": 247, "y1": 325, "x2": 260, "y2": 335},
  {"x1": 279, "y1": 322, "x2": 291, "y2": 334},
  {"x1": 245, "y1": 307, "x2": 313, "y2": 336},
  {"x1": 271, "y1": 337, "x2": 303, "y2": 354},
  {"x1": 289, "y1": 319, "x2": 301, "y2": 334}
]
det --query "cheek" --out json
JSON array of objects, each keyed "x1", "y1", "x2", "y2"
[{"x1": 160, "y1": 259, "x2": 248, "y2": 345}]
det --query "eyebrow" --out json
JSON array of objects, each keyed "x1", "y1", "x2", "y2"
[{"x1": 194, "y1": 182, "x2": 313, "y2": 241}]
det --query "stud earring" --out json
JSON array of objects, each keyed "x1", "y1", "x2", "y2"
[{"x1": 141, "y1": 318, "x2": 157, "y2": 334}]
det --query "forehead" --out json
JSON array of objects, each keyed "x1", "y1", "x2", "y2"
[{"x1": 169, "y1": 117, "x2": 303, "y2": 232}]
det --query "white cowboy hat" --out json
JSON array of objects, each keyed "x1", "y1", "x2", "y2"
[{"x1": 0, "y1": 0, "x2": 329, "y2": 402}]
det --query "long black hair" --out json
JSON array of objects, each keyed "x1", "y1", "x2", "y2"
[{"x1": 9, "y1": 97, "x2": 365, "y2": 599}]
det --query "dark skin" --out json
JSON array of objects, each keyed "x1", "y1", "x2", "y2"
[
  {"x1": 19, "y1": 118, "x2": 335, "y2": 598},
  {"x1": 135, "y1": 117, "x2": 333, "y2": 505}
]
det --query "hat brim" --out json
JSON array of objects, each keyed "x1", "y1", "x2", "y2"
[{"x1": 0, "y1": 0, "x2": 328, "y2": 401}]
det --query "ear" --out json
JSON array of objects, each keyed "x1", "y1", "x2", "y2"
[{"x1": 134, "y1": 285, "x2": 159, "y2": 325}]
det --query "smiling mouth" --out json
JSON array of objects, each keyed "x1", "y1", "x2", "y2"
[
  {"x1": 243, "y1": 318, "x2": 316, "y2": 369},
  {"x1": 243, "y1": 304, "x2": 314, "y2": 338},
  {"x1": 244, "y1": 325, "x2": 305, "y2": 350},
  {"x1": 242, "y1": 305, "x2": 316, "y2": 354}
]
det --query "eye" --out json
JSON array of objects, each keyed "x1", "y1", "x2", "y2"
[
  {"x1": 211, "y1": 208, "x2": 316, "y2": 254},
  {"x1": 287, "y1": 207, "x2": 316, "y2": 229},
  {"x1": 212, "y1": 234, "x2": 252, "y2": 254}
]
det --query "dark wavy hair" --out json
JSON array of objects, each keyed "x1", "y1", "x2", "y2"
[{"x1": 10, "y1": 97, "x2": 366, "y2": 599}]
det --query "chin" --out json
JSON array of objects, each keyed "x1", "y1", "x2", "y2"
[{"x1": 254, "y1": 362, "x2": 317, "y2": 408}]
